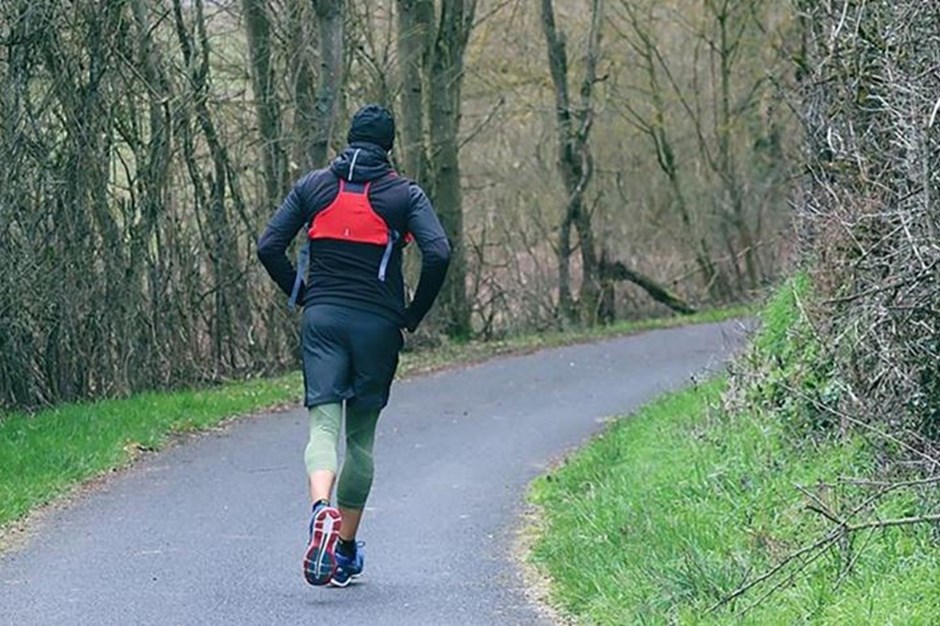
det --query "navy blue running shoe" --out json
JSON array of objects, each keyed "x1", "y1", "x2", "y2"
[
  {"x1": 330, "y1": 542, "x2": 364, "y2": 588},
  {"x1": 303, "y1": 503, "x2": 342, "y2": 586}
]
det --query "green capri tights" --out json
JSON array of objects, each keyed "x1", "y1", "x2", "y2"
[{"x1": 304, "y1": 402, "x2": 380, "y2": 509}]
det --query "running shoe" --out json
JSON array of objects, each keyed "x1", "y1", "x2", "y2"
[
  {"x1": 330, "y1": 542, "x2": 364, "y2": 588},
  {"x1": 303, "y1": 503, "x2": 342, "y2": 586}
]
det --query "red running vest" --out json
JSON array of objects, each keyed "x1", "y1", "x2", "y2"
[{"x1": 308, "y1": 179, "x2": 390, "y2": 245}]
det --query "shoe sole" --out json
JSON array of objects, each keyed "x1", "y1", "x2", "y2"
[
  {"x1": 303, "y1": 507, "x2": 342, "y2": 586},
  {"x1": 328, "y1": 571, "x2": 362, "y2": 588}
]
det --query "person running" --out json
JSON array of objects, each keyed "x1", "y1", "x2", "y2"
[{"x1": 256, "y1": 104, "x2": 451, "y2": 587}]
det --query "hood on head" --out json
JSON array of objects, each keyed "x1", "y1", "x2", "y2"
[{"x1": 330, "y1": 143, "x2": 393, "y2": 183}]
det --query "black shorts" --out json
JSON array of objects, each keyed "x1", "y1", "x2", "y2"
[{"x1": 301, "y1": 303, "x2": 403, "y2": 410}]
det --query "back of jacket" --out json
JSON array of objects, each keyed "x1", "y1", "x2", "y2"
[{"x1": 257, "y1": 142, "x2": 451, "y2": 330}]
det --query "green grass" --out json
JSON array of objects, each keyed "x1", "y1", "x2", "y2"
[
  {"x1": 530, "y1": 380, "x2": 940, "y2": 624},
  {"x1": 528, "y1": 283, "x2": 940, "y2": 624},
  {"x1": 0, "y1": 307, "x2": 745, "y2": 533},
  {"x1": 0, "y1": 375, "x2": 301, "y2": 530}
]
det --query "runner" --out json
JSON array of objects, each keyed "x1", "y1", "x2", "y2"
[{"x1": 257, "y1": 104, "x2": 451, "y2": 587}]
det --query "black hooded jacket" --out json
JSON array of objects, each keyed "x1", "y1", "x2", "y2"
[{"x1": 257, "y1": 143, "x2": 451, "y2": 330}]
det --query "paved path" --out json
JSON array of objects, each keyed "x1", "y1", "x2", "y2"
[{"x1": 0, "y1": 321, "x2": 747, "y2": 625}]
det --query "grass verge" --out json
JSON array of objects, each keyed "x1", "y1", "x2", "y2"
[
  {"x1": 528, "y1": 289, "x2": 940, "y2": 624},
  {"x1": 0, "y1": 306, "x2": 746, "y2": 534}
]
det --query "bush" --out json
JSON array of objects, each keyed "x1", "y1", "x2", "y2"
[{"x1": 794, "y1": 1, "x2": 940, "y2": 455}]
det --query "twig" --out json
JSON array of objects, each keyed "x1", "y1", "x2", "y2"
[
  {"x1": 805, "y1": 503, "x2": 843, "y2": 526},
  {"x1": 738, "y1": 535, "x2": 834, "y2": 616},
  {"x1": 838, "y1": 475, "x2": 940, "y2": 489},
  {"x1": 928, "y1": 94, "x2": 940, "y2": 129},
  {"x1": 844, "y1": 513, "x2": 940, "y2": 533},
  {"x1": 794, "y1": 482, "x2": 843, "y2": 525},
  {"x1": 705, "y1": 529, "x2": 841, "y2": 613},
  {"x1": 709, "y1": 511, "x2": 940, "y2": 614},
  {"x1": 834, "y1": 526, "x2": 875, "y2": 590},
  {"x1": 458, "y1": 95, "x2": 506, "y2": 150}
]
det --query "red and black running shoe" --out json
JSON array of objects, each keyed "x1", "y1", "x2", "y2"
[{"x1": 303, "y1": 504, "x2": 342, "y2": 586}]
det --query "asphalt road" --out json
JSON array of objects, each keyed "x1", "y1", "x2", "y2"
[{"x1": 0, "y1": 320, "x2": 747, "y2": 626}]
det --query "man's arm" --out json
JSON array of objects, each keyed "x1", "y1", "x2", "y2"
[
  {"x1": 257, "y1": 181, "x2": 310, "y2": 299},
  {"x1": 404, "y1": 184, "x2": 451, "y2": 331}
]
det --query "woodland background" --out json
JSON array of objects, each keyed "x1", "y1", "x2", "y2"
[
  {"x1": 6, "y1": 2, "x2": 940, "y2": 615},
  {"x1": 0, "y1": 0, "x2": 796, "y2": 409}
]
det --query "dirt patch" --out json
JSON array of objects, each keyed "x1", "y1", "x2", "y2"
[{"x1": 514, "y1": 502, "x2": 577, "y2": 626}]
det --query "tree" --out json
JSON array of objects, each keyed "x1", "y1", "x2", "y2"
[
  {"x1": 243, "y1": 0, "x2": 288, "y2": 208},
  {"x1": 611, "y1": 0, "x2": 729, "y2": 301},
  {"x1": 308, "y1": 0, "x2": 345, "y2": 169},
  {"x1": 174, "y1": 0, "x2": 252, "y2": 368},
  {"x1": 540, "y1": 0, "x2": 602, "y2": 323},
  {"x1": 396, "y1": 0, "x2": 476, "y2": 338},
  {"x1": 540, "y1": 0, "x2": 694, "y2": 323},
  {"x1": 395, "y1": 0, "x2": 433, "y2": 182}
]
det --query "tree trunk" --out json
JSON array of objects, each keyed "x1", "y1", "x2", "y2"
[
  {"x1": 130, "y1": 0, "x2": 174, "y2": 383},
  {"x1": 543, "y1": 0, "x2": 692, "y2": 323},
  {"x1": 242, "y1": 0, "x2": 288, "y2": 207},
  {"x1": 427, "y1": 0, "x2": 475, "y2": 337},
  {"x1": 540, "y1": 0, "x2": 603, "y2": 325},
  {"x1": 395, "y1": 0, "x2": 433, "y2": 181},
  {"x1": 395, "y1": 0, "x2": 475, "y2": 338},
  {"x1": 555, "y1": 214, "x2": 575, "y2": 322},
  {"x1": 600, "y1": 252, "x2": 697, "y2": 315},
  {"x1": 309, "y1": 0, "x2": 345, "y2": 168},
  {"x1": 710, "y1": 0, "x2": 761, "y2": 293},
  {"x1": 287, "y1": 0, "x2": 318, "y2": 175},
  {"x1": 174, "y1": 0, "x2": 249, "y2": 370}
]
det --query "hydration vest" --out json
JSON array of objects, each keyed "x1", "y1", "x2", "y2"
[{"x1": 288, "y1": 175, "x2": 408, "y2": 309}]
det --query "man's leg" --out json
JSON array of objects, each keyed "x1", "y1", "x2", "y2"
[
  {"x1": 338, "y1": 310, "x2": 401, "y2": 538},
  {"x1": 302, "y1": 400, "x2": 345, "y2": 586},
  {"x1": 329, "y1": 309, "x2": 400, "y2": 587},
  {"x1": 305, "y1": 402, "x2": 343, "y2": 502},
  {"x1": 301, "y1": 304, "x2": 352, "y2": 505},
  {"x1": 336, "y1": 405, "x2": 381, "y2": 540},
  {"x1": 299, "y1": 305, "x2": 354, "y2": 586},
  {"x1": 329, "y1": 404, "x2": 380, "y2": 587}
]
